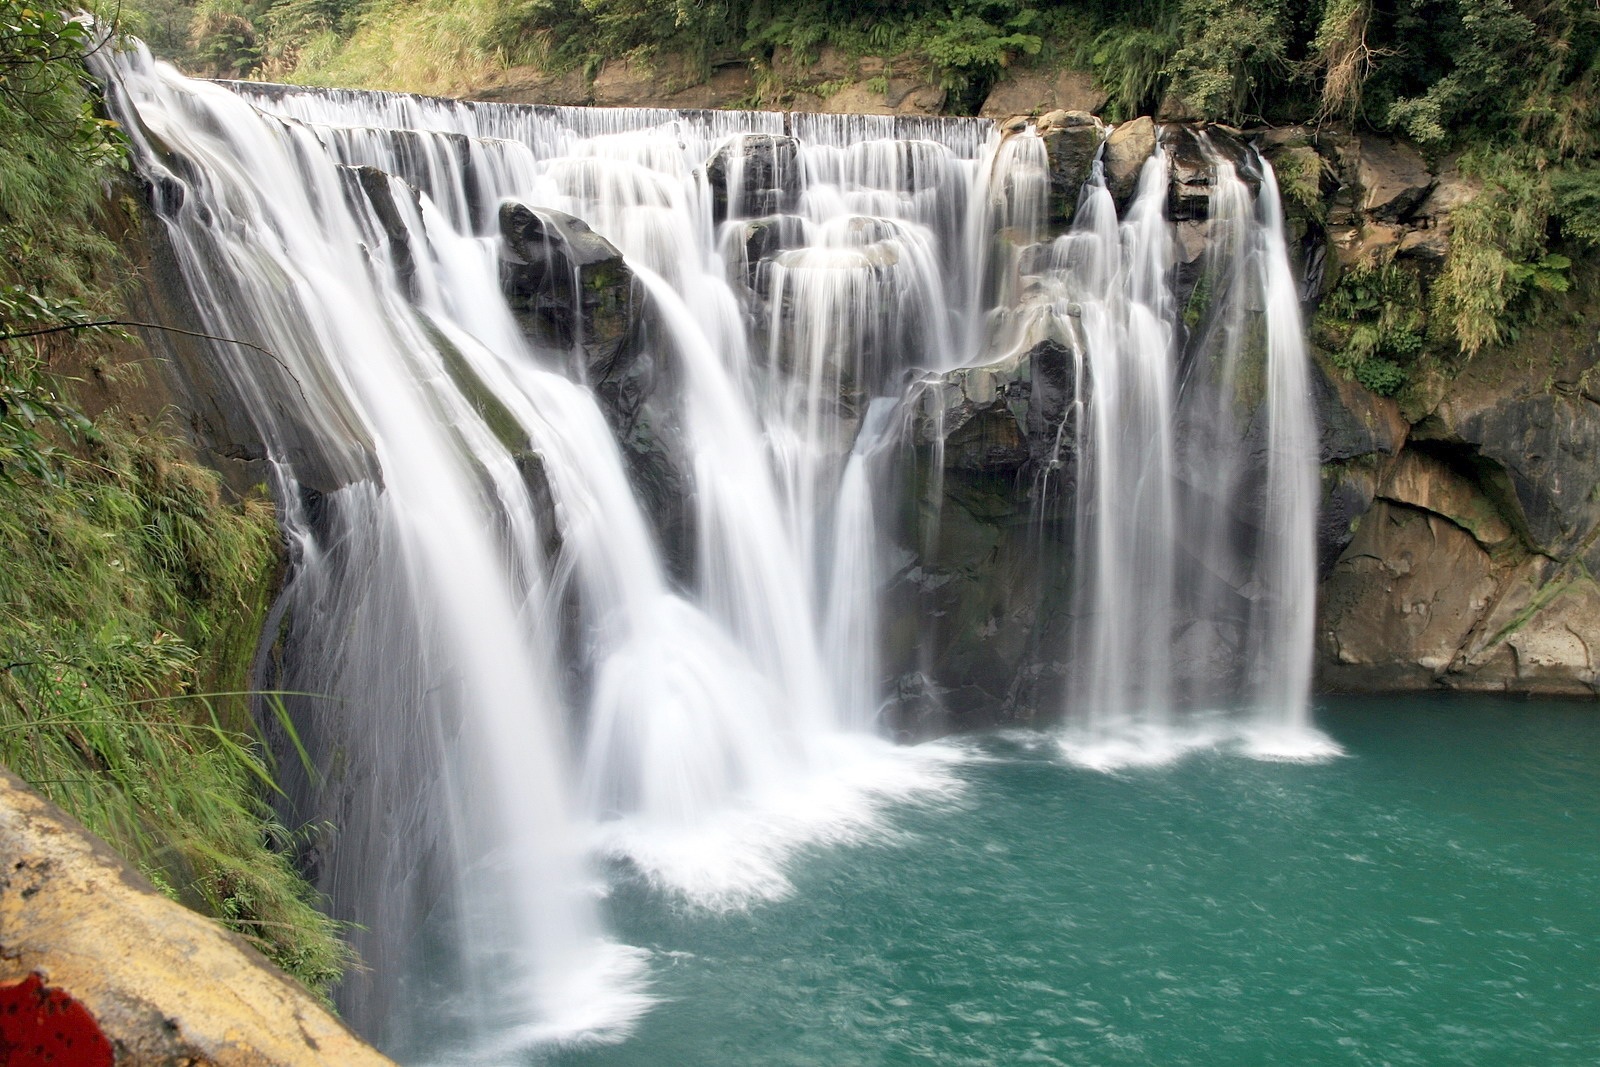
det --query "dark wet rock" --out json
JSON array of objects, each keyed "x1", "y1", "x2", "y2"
[
  {"x1": 127, "y1": 177, "x2": 377, "y2": 494},
  {"x1": 728, "y1": 214, "x2": 807, "y2": 295},
  {"x1": 343, "y1": 127, "x2": 482, "y2": 227},
  {"x1": 1432, "y1": 392, "x2": 1600, "y2": 558},
  {"x1": 1314, "y1": 354, "x2": 1409, "y2": 464},
  {"x1": 339, "y1": 165, "x2": 421, "y2": 300},
  {"x1": 499, "y1": 201, "x2": 634, "y2": 381},
  {"x1": 1038, "y1": 111, "x2": 1104, "y2": 229},
  {"x1": 883, "y1": 337, "x2": 1084, "y2": 735},
  {"x1": 1311, "y1": 353, "x2": 1408, "y2": 574},
  {"x1": 600, "y1": 351, "x2": 696, "y2": 579},
  {"x1": 1164, "y1": 126, "x2": 1215, "y2": 221},
  {"x1": 706, "y1": 134, "x2": 800, "y2": 224},
  {"x1": 1162, "y1": 125, "x2": 1261, "y2": 223},
  {"x1": 495, "y1": 203, "x2": 695, "y2": 570}
]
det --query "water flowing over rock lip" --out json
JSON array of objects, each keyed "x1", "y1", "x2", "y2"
[{"x1": 97, "y1": 48, "x2": 1354, "y2": 1061}]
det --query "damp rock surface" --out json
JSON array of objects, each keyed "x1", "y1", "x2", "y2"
[{"x1": 0, "y1": 766, "x2": 394, "y2": 1067}]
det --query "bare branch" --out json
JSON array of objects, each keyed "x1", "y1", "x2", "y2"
[{"x1": 1, "y1": 319, "x2": 310, "y2": 401}]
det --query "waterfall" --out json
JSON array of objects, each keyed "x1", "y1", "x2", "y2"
[{"x1": 95, "y1": 42, "x2": 1332, "y2": 1061}]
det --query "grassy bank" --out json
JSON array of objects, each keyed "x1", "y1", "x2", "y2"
[{"x1": 1, "y1": 1, "x2": 349, "y2": 997}]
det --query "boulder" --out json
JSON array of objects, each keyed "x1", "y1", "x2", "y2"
[
  {"x1": 0, "y1": 766, "x2": 393, "y2": 1066},
  {"x1": 979, "y1": 69, "x2": 1108, "y2": 118},
  {"x1": 1157, "y1": 93, "x2": 1199, "y2": 121},
  {"x1": 706, "y1": 133, "x2": 800, "y2": 224},
  {"x1": 980, "y1": 73, "x2": 1055, "y2": 118},
  {"x1": 1103, "y1": 116, "x2": 1156, "y2": 210},
  {"x1": 1054, "y1": 71, "x2": 1109, "y2": 114},
  {"x1": 1355, "y1": 136, "x2": 1434, "y2": 221},
  {"x1": 818, "y1": 81, "x2": 946, "y2": 116},
  {"x1": 498, "y1": 201, "x2": 633, "y2": 381},
  {"x1": 1397, "y1": 226, "x2": 1451, "y2": 264},
  {"x1": 1038, "y1": 110, "x2": 1106, "y2": 228}
]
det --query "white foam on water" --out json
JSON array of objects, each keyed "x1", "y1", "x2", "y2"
[
  {"x1": 417, "y1": 941, "x2": 656, "y2": 1066},
  {"x1": 1058, "y1": 716, "x2": 1236, "y2": 772},
  {"x1": 1239, "y1": 722, "x2": 1346, "y2": 763},
  {"x1": 1058, "y1": 713, "x2": 1344, "y2": 772},
  {"x1": 592, "y1": 735, "x2": 971, "y2": 910}
]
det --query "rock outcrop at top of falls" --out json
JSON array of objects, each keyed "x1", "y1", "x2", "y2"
[{"x1": 500, "y1": 201, "x2": 634, "y2": 381}]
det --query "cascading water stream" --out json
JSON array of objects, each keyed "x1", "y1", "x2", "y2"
[{"x1": 95, "y1": 42, "x2": 1333, "y2": 1060}]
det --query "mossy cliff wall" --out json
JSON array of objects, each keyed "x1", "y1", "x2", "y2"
[{"x1": 2, "y1": 9, "x2": 373, "y2": 1041}]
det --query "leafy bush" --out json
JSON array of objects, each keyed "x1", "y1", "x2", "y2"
[
  {"x1": 1552, "y1": 167, "x2": 1600, "y2": 248},
  {"x1": 914, "y1": 10, "x2": 1040, "y2": 97},
  {"x1": 1429, "y1": 151, "x2": 1557, "y2": 356},
  {"x1": 1087, "y1": 21, "x2": 1178, "y2": 120},
  {"x1": 1315, "y1": 261, "x2": 1425, "y2": 396}
]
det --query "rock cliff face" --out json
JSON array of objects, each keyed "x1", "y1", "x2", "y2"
[
  {"x1": 1271, "y1": 126, "x2": 1600, "y2": 698},
  {"x1": 1313, "y1": 302, "x2": 1600, "y2": 697},
  {"x1": 0, "y1": 766, "x2": 393, "y2": 1066}
]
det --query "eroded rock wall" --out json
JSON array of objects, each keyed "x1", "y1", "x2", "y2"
[{"x1": 1314, "y1": 306, "x2": 1600, "y2": 697}]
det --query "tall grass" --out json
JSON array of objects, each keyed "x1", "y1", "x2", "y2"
[
  {"x1": 290, "y1": 0, "x2": 546, "y2": 94},
  {"x1": 0, "y1": 423, "x2": 353, "y2": 996},
  {"x1": 3, "y1": 0, "x2": 351, "y2": 996}
]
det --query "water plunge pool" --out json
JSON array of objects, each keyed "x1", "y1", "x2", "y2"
[{"x1": 552, "y1": 697, "x2": 1600, "y2": 1067}]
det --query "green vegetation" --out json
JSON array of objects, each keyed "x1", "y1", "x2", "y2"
[
  {"x1": 137, "y1": 0, "x2": 1596, "y2": 138},
  {"x1": 1431, "y1": 149, "x2": 1571, "y2": 357},
  {"x1": 1314, "y1": 261, "x2": 1425, "y2": 396},
  {"x1": 2, "y1": 0, "x2": 349, "y2": 996}
]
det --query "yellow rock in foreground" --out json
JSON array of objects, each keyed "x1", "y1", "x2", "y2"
[{"x1": 0, "y1": 765, "x2": 394, "y2": 1066}]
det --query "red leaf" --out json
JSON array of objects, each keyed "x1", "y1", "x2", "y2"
[{"x1": 0, "y1": 973, "x2": 114, "y2": 1066}]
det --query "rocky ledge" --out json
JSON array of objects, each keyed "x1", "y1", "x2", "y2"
[{"x1": 0, "y1": 766, "x2": 394, "y2": 1066}]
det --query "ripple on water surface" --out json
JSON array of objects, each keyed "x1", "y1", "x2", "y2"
[{"x1": 550, "y1": 697, "x2": 1600, "y2": 1067}]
